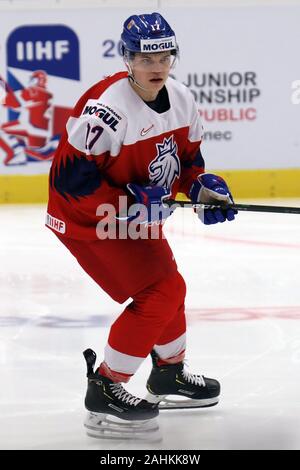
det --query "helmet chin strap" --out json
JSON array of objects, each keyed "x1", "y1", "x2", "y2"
[{"x1": 125, "y1": 61, "x2": 153, "y2": 93}]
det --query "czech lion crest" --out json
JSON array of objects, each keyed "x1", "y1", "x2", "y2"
[{"x1": 149, "y1": 135, "x2": 180, "y2": 188}]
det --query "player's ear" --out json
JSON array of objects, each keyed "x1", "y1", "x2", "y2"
[
  {"x1": 124, "y1": 61, "x2": 130, "y2": 73},
  {"x1": 122, "y1": 48, "x2": 132, "y2": 73}
]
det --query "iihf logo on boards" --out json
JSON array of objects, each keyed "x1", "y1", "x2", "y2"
[
  {"x1": 0, "y1": 25, "x2": 80, "y2": 166},
  {"x1": 149, "y1": 135, "x2": 180, "y2": 189}
]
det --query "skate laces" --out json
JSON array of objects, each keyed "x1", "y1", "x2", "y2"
[
  {"x1": 182, "y1": 362, "x2": 206, "y2": 387},
  {"x1": 109, "y1": 383, "x2": 142, "y2": 406}
]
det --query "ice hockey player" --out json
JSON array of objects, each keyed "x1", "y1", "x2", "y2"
[{"x1": 46, "y1": 12, "x2": 237, "y2": 438}]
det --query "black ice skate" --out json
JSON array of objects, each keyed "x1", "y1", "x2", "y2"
[
  {"x1": 83, "y1": 349, "x2": 160, "y2": 440},
  {"x1": 145, "y1": 350, "x2": 220, "y2": 410}
]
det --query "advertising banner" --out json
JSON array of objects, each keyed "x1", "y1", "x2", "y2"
[{"x1": 0, "y1": 5, "x2": 299, "y2": 196}]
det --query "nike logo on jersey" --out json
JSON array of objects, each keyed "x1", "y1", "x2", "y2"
[{"x1": 140, "y1": 124, "x2": 154, "y2": 136}]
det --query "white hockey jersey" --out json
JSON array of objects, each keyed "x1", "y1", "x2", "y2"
[{"x1": 47, "y1": 71, "x2": 205, "y2": 239}]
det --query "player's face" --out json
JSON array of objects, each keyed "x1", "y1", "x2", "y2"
[{"x1": 130, "y1": 52, "x2": 175, "y2": 97}]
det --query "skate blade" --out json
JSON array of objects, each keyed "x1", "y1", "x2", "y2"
[
  {"x1": 84, "y1": 412, "x2": 162, "y2": 442},
  {"x1": 146, "y1": 393, "x2": 219, "y2": 410}
]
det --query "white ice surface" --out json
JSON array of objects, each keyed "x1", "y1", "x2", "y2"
[{"x1": 1, "y1": 201, "x2": 300, "y2": 450}]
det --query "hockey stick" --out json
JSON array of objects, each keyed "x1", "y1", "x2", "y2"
[
  {"x1": 0, "y1": 74, "x2": 20, "y2": 107},
  {"x1": 165, "y1": 200, "x2": 300, "y2": 215}
]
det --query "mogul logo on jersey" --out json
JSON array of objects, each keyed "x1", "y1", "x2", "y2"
[
  {"x1": 140, "y1": 36, "x2": 176, "y2": 52},
  {"x1": 0, "y1": 25, "x2": 80, "y2": 166},
  {"x1": 149, "y1": 135, "x2": 180, "y2": 188},
  {"x1": 82, "y1": 100, "x2": 122, "y2": 133}
]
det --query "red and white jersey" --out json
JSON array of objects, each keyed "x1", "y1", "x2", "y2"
[{"x1": 47, "y1": 71, "x2": 204, "y2": 239}]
